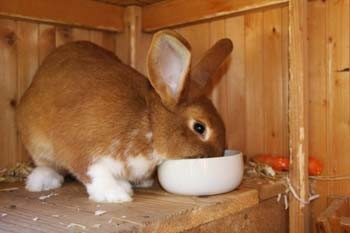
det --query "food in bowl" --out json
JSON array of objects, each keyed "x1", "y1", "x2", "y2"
[{"x1": 157, "y1": 150, "x2": 243, "y2": 196}]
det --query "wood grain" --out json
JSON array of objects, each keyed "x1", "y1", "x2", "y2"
[
  {"x1": 262, "y1": 8, "x2": 283, "y2": 156},
  {"x1": 245, "y1": 11, "x2": 264, "y2": 156},
  {"x1": 142, "y1": 0, "x2": 289, "y2": 32},
  {"x1": 0, "y1": 19, "x2": 17, "y2": 168},
  {"x1": 288, "y1": 0, "x2": 309, "y2": 232},
  {"x1": 224, "y1": 16, "x2": 246, "y2": 151},
  {"x1": 308, "y1": 0, "x2": 328, "y2": 231},
  {"x1": 16, "y1": 21, "x2": 39, "y2": 163},
  {"x1": 95, "y1": 0, "x2": 165, "y2": 6},
  {"x1": 326, "y1": 0, "x2": 350, "y2": 203},
  {"x1": 38, "y1": 24, "x2": 56, "y2": 64},
  {"x1": 0, "y1": 18, "x2": 118, "y2": 169},
  {"x1": 0, "y1": 182, "x2": 260, "y2": 233},
  {"x1": 0, "y1": 0, "x2": 124, "y2": 32}
]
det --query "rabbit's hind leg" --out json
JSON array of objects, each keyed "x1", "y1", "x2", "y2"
[
  {"x1": 85, "y1": 157, "x2": 133, "y2": 203},
  {"x1": 24, "y1": 139, "x2": 65, "y2": 192}
]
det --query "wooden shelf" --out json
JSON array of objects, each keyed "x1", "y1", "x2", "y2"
[
  {"x1": 142, "y1": 0, "x2": 289, "y2": 32},
  {"x1": 0, "y1": 178, "x2": 284, "y2": 232}
]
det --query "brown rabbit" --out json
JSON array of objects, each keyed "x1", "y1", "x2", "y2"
[{"x1": 16, "y1": 30, "x2": 233, "y2": 202}]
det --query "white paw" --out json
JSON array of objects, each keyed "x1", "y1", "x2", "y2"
[
  {"x1": 117, "y1": 180, "x2": 133, "y2": 196},
  {"x1": 86, "y1": 180, "x2": 133, "y2": 203},
  {"x1": 25, "y1": 167, "x2": 64, "y2": 192},
  {"x1": 133, "y1": 179, "x2": 154, "y2": 188}
]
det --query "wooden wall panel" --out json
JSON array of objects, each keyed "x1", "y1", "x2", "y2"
[
  {"x1": 245, "y1": 12, "x2": 264, "y2": 156},
  {"x1": 38, "y1": 24, "x2": 56, "y2": 64},
  {"x1": 135, "y1": 7, "x2": 288, "y2": 156},
  {"x1": 262, "y1": 9, "x2": 284, "y2": 156},
  {"x1": 0, "y1": 18, "x2": 118, "y2": 168},
  {"x1": 327, "y1": 0, "x2": 350, "y2": 205},
  {"x1": 224, "y1": 16, "x2": 246, "y2": 151},
  {"x1": 308, "y1": 0, "x2": 328, "y2": 230},
  {"x1": 0, "y1": 19, "x2": 17, "y2": 168},
  {"x1": 16, "y1": 21, "x2": 39, "y2": 163}
]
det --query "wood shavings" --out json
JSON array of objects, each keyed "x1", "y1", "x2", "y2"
[
  {"x1": 39, "y1": 193, "x2": 58, "y2": 200},
  {"x1": 67, "y1": 223, "x2": 87, "y2": 230},
  {"x1": 108, "y1": 217, "x2": 142, "y2": 226},
  {"x1": 284, "y1": 194, "x2": 288, "y2": 210},
  {"x1": 92, "y1": 224, "x2": 101, "y2": 228},
  {"x1": 1, "y1": 213, "x2": 7, "y2": 217},
  {"x1": 0, "y1": 162, "x2": 34, "y2": 182},
  {"x1": 0, "y1": 187, "x2": 19, "y2": 192},
  {"x1": 277, "y1": 193, "x2": 282, "y2": 202},
  {"x1": 94, "y1": 210, "x2": 107, "y2": 216},
  {"x1": 33, "y1": 217, "x2": 39, "y2": 221}
]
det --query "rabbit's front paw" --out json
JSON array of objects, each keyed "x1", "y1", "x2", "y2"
[
  {"x1": 86, "y1": 179, "x2": 133, "y2": 203},
  {"x1": 25, "y1": 167, "x2": 64, "y2": 192}
]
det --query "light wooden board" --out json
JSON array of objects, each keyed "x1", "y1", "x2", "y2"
[
  {"x1": 0, "y1": 19, "x2": 18, "y2": 169},
  {"x1": 134, "y1": 7, "x2": 288, "y2": 155},
  {"x1": 0, "y1": 18, "x2": 118, "y2": 169},
  {"x1": 95, "y1": 0, "x2": 165, "y2": 6},
  {"x1": 308, "y1": 0, "x2": 328, "y2": 232},
  {"x1": 288, "y1": 0, "x2": 309, "y2": 232},
  {"x1": 184, "y1": 197, "x2": 288, "y2": 233},
  {"x1": 0, "y1": 0, "x2": 124, "y2": 32},
  {"x1": 0, "y1": 181, "x2": 259, "y2": 233},
  {"x1": 142, "y1": 0, "x2": 289, "y2": 32},
  {"x1": 16, "y1": 21, "x2": 39, "y2": 164},
  {"x1": 245, "y1": 11, "x2": 265, "y2": 156}
]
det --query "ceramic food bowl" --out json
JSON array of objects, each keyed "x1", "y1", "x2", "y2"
[{"x1": 157, "y1": 150, "x2": 244, "y2": 196}]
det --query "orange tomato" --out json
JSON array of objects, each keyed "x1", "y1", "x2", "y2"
[
  {"x1": 253, "y1": 154, "x2": 323, "y2": 175},
  {"x1": 308, "y1": 156, "x2": 323, "y2": 176}
]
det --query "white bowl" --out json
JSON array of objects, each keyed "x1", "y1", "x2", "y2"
[{"x1": 157, "y1": 150, "x2": 244, "y2": 196}]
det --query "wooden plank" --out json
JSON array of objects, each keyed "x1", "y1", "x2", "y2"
[
  {"x1": 307, "y1": 0, "x2": 328, "y2": 231},
  {"x1": 0, "y1": 19, "x2": 17, "y2": 169},
  {"x1": 55, "y1": 26, "x2": 73, "y2": 47},
  {"x1": 176, "y1": 23, "x2": 210, "y2": 68},
  {"x1": 317, "y1": 198, "x2": 349, "y2": 233},
  {"x1": 262, "y1": 8, "x2": 284, "y2": 155},
  {"x1": 0, "y1": 0, "x2": 124, "y2": 32},
  {"x1": 208, "y1": 19, "x2": 227, "y2": 109},
  {"x1": 224, "y1": 16, "x2": 246, "y2": 151},
  {"x1": 72, "y1": 28, "x2": 91, "y2": 41},
  {"x1": 127, "y1": 6, "x2": 142, "y2": 69},
  {"x1": 16, "y1": 21, "x2": 39, "y2": 163},
  {"x1": 288, "y1": 0, "x2": 309, "y2": 232},
  {"x1": 326, "y1": 0, "x2": 350, "y2": 204},
  {"x1": 245, "y1": 11, "x2": 264, "y2": 157},
  {"x1": 38, "y1": 24, "x2": 56, "y2": 64},
  {"x1": 95, "y1": 0, "x2": 165, "y2": 6},
  {"x1": 88, "y1": 30, "x2": 116, "y2": 52},
  {"x1": 281, "y1": 6, "x2": 289, "y2": 159},
  {"x1": 184, "y1": 198, "x2": 288, "y2": 233},
  {"x1": 0, "y1": 182, "x2": 259, "y2": 233},
  {"x1": 101, "y1": 31, "x2": 117, "y2": 53},
  {"x1": 142, "y1": 0, "x2": 289, "y2": 32}
]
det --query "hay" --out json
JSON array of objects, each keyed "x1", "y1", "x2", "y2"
[{"x1": 0, "y1": 162, "x2": 34, "y2": 182}]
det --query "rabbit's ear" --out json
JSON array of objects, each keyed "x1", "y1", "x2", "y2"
[
  {"x1": 190, "y1": 39, "x2": 233, "y2": 95},
  {"x1": 147, "y1": 30, "x2": 191, "y2": 107}
]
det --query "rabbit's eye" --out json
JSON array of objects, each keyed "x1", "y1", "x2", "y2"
[{"x1": 193, "y1": 122, "x2": 206, "y2": 135}]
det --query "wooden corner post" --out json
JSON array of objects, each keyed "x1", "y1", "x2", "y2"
[{"x1": 288, "y1": 0, "x2": 309, "y2": 232}]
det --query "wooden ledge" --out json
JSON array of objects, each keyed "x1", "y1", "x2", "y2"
[
  {"x1": 142, "y1": 0, "x2": 289, "y2": 32},
  {"x1": 0, "y1": 177, "x2": 285, "y2": 232},
  {"x1": 0, "y1": 181, "x2": 258, "y2": 233},
  {"x1": 0, "y1": 0, "x2": 124, "y2": 32}
]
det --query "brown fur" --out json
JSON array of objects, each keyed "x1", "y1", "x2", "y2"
[{"x1": 16, "y1": 31, "x2": 232, "y2": 185}]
